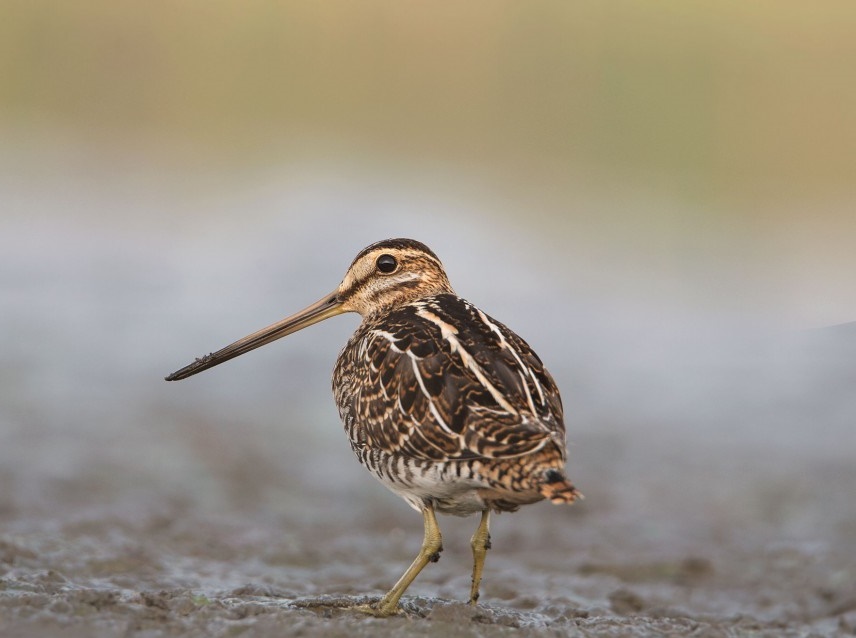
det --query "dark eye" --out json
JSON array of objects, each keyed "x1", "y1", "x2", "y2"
[{"x1": 376, "y1": 254, "x2": 398, "y2": 273}]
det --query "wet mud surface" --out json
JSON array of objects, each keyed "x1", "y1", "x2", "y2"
[
  {"x1": 2, "y1": 218, "x2": 855, "y2": 637},
  {"x1": 2, "y1": 412, "x2": 855, "y2": 638}
]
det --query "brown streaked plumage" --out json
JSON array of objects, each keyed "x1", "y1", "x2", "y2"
[{"x1": 166, "y1": 238, "x2": 581, "y2": 616}]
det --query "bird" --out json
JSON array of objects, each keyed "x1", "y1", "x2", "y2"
[{"x1": 165, "y1": 238, "x2": 581, "y2": 617}]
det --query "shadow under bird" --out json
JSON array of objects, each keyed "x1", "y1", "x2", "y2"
[{"x1": 166, "y1": 238, "x2": 582, "y2": 616}]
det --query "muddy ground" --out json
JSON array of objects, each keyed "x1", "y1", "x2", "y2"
[
  {"x1": 3, "y1": 329, "x2": 855, "y2": 638},
  {"x1": 2, "y1": 417, "x2": 855, "y2": 638},
  {"x1": 2, "y1": 212, "x2": 856, "y2": 637}
]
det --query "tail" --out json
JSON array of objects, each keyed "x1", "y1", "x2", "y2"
[{"x1": 539, "y1": 470, "x2": 583, "y2": 504}]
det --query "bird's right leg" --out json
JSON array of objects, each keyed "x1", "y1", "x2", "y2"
[
  {"x1": 356, "y1": 504, "x2": 443, "y2": 617},
  {"x1": 468, "y1": 509, "x2": 491, "y2": 605}
]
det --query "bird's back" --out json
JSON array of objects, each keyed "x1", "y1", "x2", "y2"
[{"x1": 333, "y1": 294, "x2": 569, "y2": 514}]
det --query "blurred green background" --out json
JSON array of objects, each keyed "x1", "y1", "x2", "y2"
[{"x1": 2, "y1": 1, "x2": 855, "y2": 328}]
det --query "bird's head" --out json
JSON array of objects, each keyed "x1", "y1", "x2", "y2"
[
  {"x1": 165, "y1": 238, "x2": 453, "y2": 381},
  {"x1": 337, "y1": 238, "x2": 454, "y2": 317}
]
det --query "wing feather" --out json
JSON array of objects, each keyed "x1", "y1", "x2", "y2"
[{"x1": 336, "y1": 294, "x2": 566, "y2": 462}]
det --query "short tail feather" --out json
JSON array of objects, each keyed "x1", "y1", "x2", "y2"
[{"x1": 539, "y1": 470, "x2": 583, "y2": 504}]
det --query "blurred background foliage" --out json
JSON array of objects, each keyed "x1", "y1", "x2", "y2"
[
  {"x1": 3, "y1": 1, "x2": 854, "y2": 197},
  {"x1": 2, "y1": 1, "x2": 854, "y2": 329}
]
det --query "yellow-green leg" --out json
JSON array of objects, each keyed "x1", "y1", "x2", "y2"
[
  {"x1": 357, "y1": 504, "x2": 443, "y2": 617},
  {"x1": 468, "y1": 509, "x2": 491, "y2": 605}
]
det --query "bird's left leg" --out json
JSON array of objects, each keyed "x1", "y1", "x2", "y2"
[
  {"x1": 357, "y1": 503, "x2": 443, "y2": 617},
  {"x1": 468, "y1": 509, "x2": 491, "y2": 605}
]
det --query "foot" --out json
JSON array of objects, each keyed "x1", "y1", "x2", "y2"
[{"x1": 351, "y1": 600, "x2": 403, "y2": 617}]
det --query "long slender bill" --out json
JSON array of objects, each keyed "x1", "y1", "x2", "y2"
[{"x1": 165, "y1": 290, "x2": 344, "y2": 381}]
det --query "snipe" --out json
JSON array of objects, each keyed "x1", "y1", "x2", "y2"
[{"x1": 166, "y1": 238, "x2": 581, "y2": 616}]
